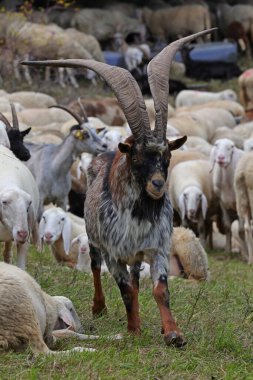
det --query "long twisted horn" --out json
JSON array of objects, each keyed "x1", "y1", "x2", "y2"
[
  {"x1": 148, "y1": 28, "x2": 216, "y2": 143},
  {"x1": 21, "y1": 59, "x2": 152, "y2": 144},
  {"x1": 10, "y1": 103, "x2": 19, "y2": 130},
  {"x1": 49, "y1": 105, "x2": 85, "y2": 125},
  {"x1": 0, "y1": 111, "x2": 12, "y2": 130},
  {"x1": 77, "y1": 97, "x2": 89, "y2": 122}
]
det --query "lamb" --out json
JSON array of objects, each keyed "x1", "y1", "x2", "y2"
[
  {"x1": 0, "y1": 262, "x2": 121, "y2": 355},
  {"x1": 175, "y1": 89, "x2": 238, "y2": 108},
  {"x1": 0, "y1": 145, "x2": 39, "y2": 269},
  {"x1": 25, "y1": 108, "x2": 107, "y2": 214},
  {"x1": 210, "y1": 138, "x2": 244, "y2": 253},
  {"x1": 39, "y1": 207, "x2": 91, "y2": 271},
  {"x1": 21, "y1": 29, "x2": 214, "y2": 348},
  {"x1": 234, "y1": 151, "x2": 253, "y2": 263}
]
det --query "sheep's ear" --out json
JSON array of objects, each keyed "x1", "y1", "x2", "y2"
[
  {"x1": 21, "y1": 128, "x2": 31, "y2": 137},
  {"x1": 178, "y1": 193, "x2": 186, "y2": 220},
  {"x1": 201, "y1": 194, "x2": 208, "y2": 219},
  {"x1": 62, "y1": 215, "x2": 72, "y2": 254},
  {"x1": 58, "y1": 307, "x2": 75, "y2": 330},
  {"x1": 168, "y1": 136, "x2": 187, "y2": 151},
  {"x1": 71, "y1": 236, "x2": 79, "y2": 248}
]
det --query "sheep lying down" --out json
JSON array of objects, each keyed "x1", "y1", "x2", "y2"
[{"x1": 0, "y1": 262, "x2": 122, "y2": 356}]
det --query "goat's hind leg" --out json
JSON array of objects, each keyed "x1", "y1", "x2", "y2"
[
  {"x1": 90, "y1": 245, "x2": 107, "y2": 316},
  {"x1": 151, "y1": 252, "x2": 186, "y2": 348}
]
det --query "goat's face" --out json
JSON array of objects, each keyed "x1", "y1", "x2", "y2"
[
  {"x1": 119, "y1": 136, "x2": 187, "y2": 200},
  {"x1": 7, "y1": 128, "x2": 31, "y2": 161},
  {"x1": 71, "y1": 124, "x2": 107, "y2": 155},
  {"x1": 0, "y1": 189, "x2": 33, "y2": 243},
  {"x1": 53, "y1": 296, "x2": 83, "y2": 333}
]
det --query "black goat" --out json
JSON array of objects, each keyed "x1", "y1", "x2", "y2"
[
  {"x1": 181, "y1": 46, "x2": 242, "y2": 80},
  {"x1": 0, "y1": 104, "x2": 31, "y2": 161}
]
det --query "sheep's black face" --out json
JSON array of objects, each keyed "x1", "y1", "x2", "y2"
[
  {"x1": 119, "y1": 136, "x2": 187, "y2": 200},
  {"x1": 7, "y1": 129, "x2": 31, "y2": 161}
]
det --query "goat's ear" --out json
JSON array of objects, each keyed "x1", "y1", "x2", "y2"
[
  {"x1": 62, "y1": 215, "x2": 72, "y2": 255},
  {"x1": 168, "y1": 136, "x2": 187, "y2": 151},
  {"x1": 118, "y1": 142, "x2": 131, "y2": 154},
  {"x1": 21, "y1": 128, "x2": 31, "y2": 137}
]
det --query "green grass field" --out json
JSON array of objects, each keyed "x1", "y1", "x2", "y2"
[{"x1": 1, "y1": 246, "x2": 253, "y2": 380}]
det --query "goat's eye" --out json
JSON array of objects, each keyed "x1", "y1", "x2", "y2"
[
  {"x1": 2, "y1": 200, "x2": 7, "y2": 205},
  {"x1": 132, "y1": 157, "x2": 137, "y2": 162},
  {"x1": 61, "y1": 217, "x2": 65, "y2": 222}
]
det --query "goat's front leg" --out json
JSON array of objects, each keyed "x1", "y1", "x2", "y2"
[
  {"x1": 105, "y1": 256, "x2": 141, "y2": 334},
  {"x1": 90, "y1": 245, "x2": 106, "y2": 316},
  {"x1": 150, "y1": 251, "x2": 186, "y2": 348}
]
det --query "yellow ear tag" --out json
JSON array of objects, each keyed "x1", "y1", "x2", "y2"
[{"x1": 74, "y1": 130, "x2": 84, "y2": 140}]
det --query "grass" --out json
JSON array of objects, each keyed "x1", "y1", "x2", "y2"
[{"x1": 1, "y1": 247, "x2": 253, "y2": 380}]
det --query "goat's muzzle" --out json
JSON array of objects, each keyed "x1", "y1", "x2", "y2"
[{"x1": 146, "y1": 174, "x2": 166, "y2": 199}]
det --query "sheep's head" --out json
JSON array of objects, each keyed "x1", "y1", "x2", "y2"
[
  {"x1": 119, "y1": 135, "x2": 186, "y2": 199},
  {"x1": 211, "y1": 138, "x2": 235, "y2": 168},
  {"x1": 53, "y1": 296, "x2": 83, "y2": 333}
]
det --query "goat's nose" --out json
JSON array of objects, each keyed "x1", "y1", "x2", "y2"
[
  {"x1": 152, "y1": 179, "x2": 164, "y2": 190},
  {"x1": 17, "y1": 230, "x2": 28, "y2": 239},
  {"x1": 45, "y1": 232, "x2": 53, "y2": 240},
  {"x1": 188, "y1": 209, "x2": 195, "y2": 217},
  {"x1": 102, "y1": 143, "x2": 108, "y2": 150},
  {"x1": 217, "y1": 154, "x2": 225, "y2": 160}
]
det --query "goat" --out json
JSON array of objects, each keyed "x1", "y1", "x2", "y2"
[
  {"x1": 25, "y1": 107, "x2": 107, "y2": 215},
  {"x1": 21, "y1": 29, "x2": 214, "y2": 348},
  {"x1": 181, "y1": 46, "x2": 242, "y2": 81},
  {"x1": 0, "y1": 104, "x2": 31, "y2": 161}
]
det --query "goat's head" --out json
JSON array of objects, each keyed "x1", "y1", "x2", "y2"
[
  {"x1": 49, "y1": 104, "x2": 108, "y2": 155},
  {"x1": 21, "y1": 29, "x2": 215, "y2": 200},
  {"x1": 0, "y1": 103, "x2": 31, "y2": 161}
]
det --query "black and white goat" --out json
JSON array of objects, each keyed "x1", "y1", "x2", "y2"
[{"x1": 21, "y1": 28, "x2": 214, "y2": 348}]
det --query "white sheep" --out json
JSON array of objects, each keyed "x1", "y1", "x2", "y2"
[
  {"x1": 2, "y1": 91, "x2": 56, "y2": 109},
  {"x1": 0, "y1": 262, "x2": 121, "y2": 355},
  {"x1": 39, "y1": 207, "x2": 88, "y2": 270},
  {"x1": 175, "y1": 89, "x2": 238, "y2": 108},
  {"x1": 234, "y1": 151, "x2": 253, "y2": 263},
  {"x1": 0, "y1": 145, "x2": 40, "y2": 269},
  {"x1": 210, "y1": 138, "x2": 244, "y2": 253},
  {"x1": 169, "y1": 159, "x2": 216, "y2": 247}
]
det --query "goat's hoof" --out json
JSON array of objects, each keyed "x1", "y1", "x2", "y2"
[
  {"x1": 164, "y1": 332, "x2": 186, "y2": 348},
  {"x1": 92, "y1": 306, "x2": 107, "y2": 318}
]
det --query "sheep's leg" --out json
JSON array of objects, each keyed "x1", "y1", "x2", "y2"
[
  {"x1": 2, "y1": 241, "x2": 13, "y2": 263},
  {"x1": 22, "y1": 55, "x2": 32, "y2": 85},
  {"x1": 238, "y1": 218, "x2": 248, "y2": 261},
  {"x1": 52, "y1": 328, "x2": 122, "y2": 341},
  {"x1": 220, "y1": 205, "x2": 232, "y2": 253},
  {"x1": 66, "y1": 68, "x2": 79, "y2": 88},
  {"x1": 150, "y1": 252, "x2": 186, "y2": 348},
  {"x1": 90, "y1": 245, "x2": 107, "y2": 316},
  {"x1": 58, "y1": 67, "x2": 66, "y2": 88},
  {"x1": 106, "y1": 255, "x2": 141, "y2": 333},
  {"x1": 16, "y1": 241, "x2": 29, "y2": 270},
  {"x1": 244, "y1": 214, "x2": 253, "y2": 264},
  {"x1": 13, "y1": 58, "x2": 22, "y2": 81},
  {"x1": 45, "y1": 66, "x2": 51, "y2": 82}
]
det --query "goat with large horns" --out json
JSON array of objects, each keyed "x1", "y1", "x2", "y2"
[{"x1": 22, "y1": 29, "x2": 214, "y2": 348}]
